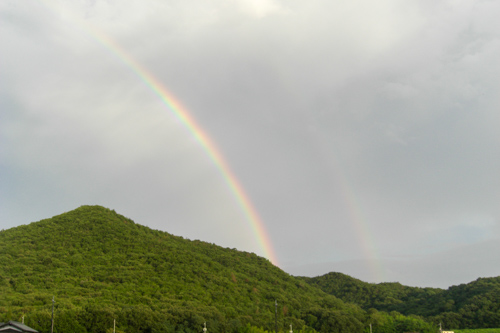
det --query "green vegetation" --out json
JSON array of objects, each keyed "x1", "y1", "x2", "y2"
[
  {"x1": 456, "y1": 329, "x2": 500, "y2": 333},
  {"x1": 0, "y1": 205, "x2": 417, "y2": 333},
  {"x1": 1, "y1": 205, "x2": 496, "y2": 332},
  {"x1": 304, "y1": 272, "x2": 500, "y2": 329}
]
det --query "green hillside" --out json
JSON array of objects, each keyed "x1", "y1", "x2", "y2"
[
  {"x1": 0, "y1": 206, "x2": 377, "y2": 333},
  {"x1": 304, "y1": 272, "x2": 500, "y2": 329},
  {"x1": 303, "y1": 272, "x2": 443, "y2": 313}
]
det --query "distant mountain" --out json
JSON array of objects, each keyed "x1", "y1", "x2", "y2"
[
  {"x1": 302, "y1": 272, "x2": 443, "y2": 312},
  {"x1": 303, "y1": 272, "x2": 500, "y2": 329}
]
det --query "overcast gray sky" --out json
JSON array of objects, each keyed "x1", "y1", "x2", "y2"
[{"x1": 2, "y1": 0, "x2": 500, "y2": 288}]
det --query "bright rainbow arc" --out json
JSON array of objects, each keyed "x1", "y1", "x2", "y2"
[{"x1": 41, "y1": 0, "x2": 279, "y2": 266}]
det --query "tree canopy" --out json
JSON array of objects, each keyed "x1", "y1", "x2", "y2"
[
  {"x1": 0, "y1": 206, "x2": 374, "y2": 333},
  {"x1": 304, "y1": 272, "x2": 500, "y2": 329}
]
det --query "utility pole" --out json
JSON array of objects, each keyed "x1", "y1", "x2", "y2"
[
  {"x1": 51, "y1": 296, "x2": 55, "y2": 333},
  {"x1": 275, "y1": 300, "x2": 278, "y2": 333},
  {"x1": 370, "y1": 323, "x2": 372, "y2": 333},
  {"x1": 113, "y1": 319, "x2": 116, "y2": 333}
]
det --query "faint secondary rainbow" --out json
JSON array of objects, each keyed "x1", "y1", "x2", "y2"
[
  {"x1": 332, "y1": 154, "x2": 386, "y2": 282},
  {"x1": 340, "y1": 179, "x2": 386, "y2": 282},
  {"x1": 39, "y1": 0, "x2": 279, "y2": 266},
  {"x1": 309, "y1": 135, "x2": 386, "y2": 282}
]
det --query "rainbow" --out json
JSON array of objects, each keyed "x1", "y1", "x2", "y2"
[
  {"x1": 306, "y1": 132, "x2": 386, "y2": 282},
  {"x1": 341, "y1": 180, "x2": 385, "y2": 282},
  {"x1": 327, "y1": 149, "x2": 386, "y2": 282},
  {"x1": 38, "y1": 0, "x2": 279, "y2": 266}
]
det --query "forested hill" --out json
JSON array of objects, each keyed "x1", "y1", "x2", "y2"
[
  {"x1": 303, "y1": 272, "x2": 443, "y2": 311},
  {"x1": 303, "y1": 272, "x2": 500, "y2": 329},
  {"x1": 2, "y1": 205, "x2": 401, "y2": 333}
]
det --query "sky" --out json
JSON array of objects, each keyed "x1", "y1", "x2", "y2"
[{"x1": 1, "y1": 0, "x2": 500, "y2": 289}]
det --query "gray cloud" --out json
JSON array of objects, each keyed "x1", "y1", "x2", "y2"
[{"x1": 1, "y1": 0, "x2": 499, "y2": 288}]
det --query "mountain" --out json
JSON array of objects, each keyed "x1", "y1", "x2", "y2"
[
  {"x1": 1, "y1": 205, "x2": 376, "y2": 333},
  {"x1": 303, "y1": 272, "x2": 500, "y2": 329},
  {"x1": 7, "y1": 206, "x2": 480, "y2": 333},
  {"x1": 302, "y1": 272, "x2": 443, "y2": 313}
]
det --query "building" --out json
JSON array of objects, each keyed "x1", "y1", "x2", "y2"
[{"x1": 0, "y1": 321, "x2": 39, "y2": 333}]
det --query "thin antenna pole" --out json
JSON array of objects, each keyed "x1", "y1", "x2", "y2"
[
  {"x1": 51, "y1": 296, "x2": 55, "y2": 333},
  {"x1": 275, "y1": 300, "x2": 278, "y2": 333}
]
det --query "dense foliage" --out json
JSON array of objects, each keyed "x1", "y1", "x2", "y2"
[
  {"x1": 0, "y1": 205, "x2": 394, "y2": 333},
  {"x1": 304, "y1": 272, "x2": 500, "y2": 329},
  {"x1": 456, "y1": 329, "x2": 500, "y2": 333}
]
